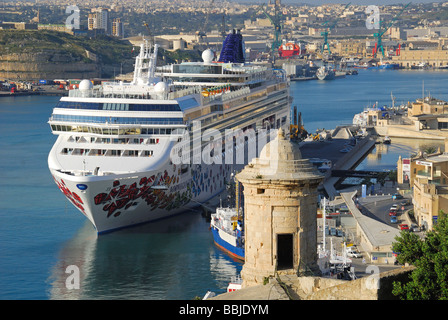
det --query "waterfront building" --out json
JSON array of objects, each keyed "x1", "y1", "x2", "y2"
[
  {"x1": 236, "y1": 129, "x2": 324, "y2": 287},
  {"x1": 333, "y1": 39, "x2": 366, "y2": 57},
  {"x1": 391, "y1": 47, "x2": 448, "y2": 68},
  {"x1": 407, "y1": 97, "x2": 448, "y2": 131}
]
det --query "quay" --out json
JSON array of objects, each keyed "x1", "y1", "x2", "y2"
[
  {"x1": 0, "y1": 87, "x2": 67, "y2": 97},
  {"x1": 299, "y1": 126, "x2": 376, "y2": 199}
]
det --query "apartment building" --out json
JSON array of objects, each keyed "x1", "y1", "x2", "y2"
[
  {"x1": 112, "y1": 18, "x2": 124, "y2": 38},
  {"x1": 412, "y1": 150, "x2": 448, "y2": 231},
  {"x1": 88, "y1": 8, "x2": 109, "y2": 34}
]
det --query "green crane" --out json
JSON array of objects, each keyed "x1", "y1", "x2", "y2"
[
  {"x1": 373, "y1": 2, "x2": 411, "y2": 58},
  {"x1": 257, "y1": 2, "x2": 283, "y2": 57},
  {"x1": 320, "y1": 2, "x2": 350, "y2": 55}
]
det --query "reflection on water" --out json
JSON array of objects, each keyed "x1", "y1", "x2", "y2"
[
  {"x1": 342, "y1": 137, "x2": 445, "y2": 186},
  {"x1": 358, "y1": 137, "x2": 445, "y2": 171},
  {"x1": 48, "y1": 211, "x2": 242, "y2": 300}
]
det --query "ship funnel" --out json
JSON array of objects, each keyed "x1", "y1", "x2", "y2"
[{"x1": 218, "y1": 29, "x2": 245, "y2": 63}]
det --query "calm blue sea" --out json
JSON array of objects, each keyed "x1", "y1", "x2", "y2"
[{"x1": 0, "y1": 69, "x2": 447, "y2": 300}]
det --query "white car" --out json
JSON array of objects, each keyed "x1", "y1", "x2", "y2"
[{"x1": 346, "y1": 249, "x2": 362, "y2": 258}]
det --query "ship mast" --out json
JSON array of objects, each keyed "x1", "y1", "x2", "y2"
[{"x1": 132, "y1": 23, "x2": 159, "y2": 85}]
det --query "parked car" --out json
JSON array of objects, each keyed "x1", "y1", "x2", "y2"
[
  {"x1": 330, "y1": 227, "x2": 337, "y2": 236},
  {"x1": 346, "y1": 248, "x2": 362, "y2": 258},
  {"x1": 399, "y1": 223, "x2": 409, "y2": 230},
  {"x1": 400, "y1": 199, "x2": 410, "y2": 206},
  {"x1": 390, "y1": 216, "x2": 397, "y2": 224},
  {"x1": 336, "y1": 229, "x2": 344, "y2": 237},
  {"x1": 410, "y1": 224, "x2": 420, "y2": 232}
]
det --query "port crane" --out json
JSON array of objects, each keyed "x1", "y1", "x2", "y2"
[
  {"x1": 197, "y1": 0, "x2": 215, "y2": 45},
  {"x1": 372, "y1": 2, "x2": 411, "y2": 58},
  {"x1": 255, "y1": 0, "x2": 283, "y2": 59},
  {"x1": 320, "y1": 2, "x2": 351, "y2": 55}
]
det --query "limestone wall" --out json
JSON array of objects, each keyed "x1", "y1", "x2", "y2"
[
  {"x1": 302, "y1": 267, "x2": 414, "y2": 300},
  {"x1": 0, "y1": 52, "x2": 100, "y2": 80}
]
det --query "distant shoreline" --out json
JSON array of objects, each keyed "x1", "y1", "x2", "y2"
[{"x1": 0, "y1": 90, "x2": 67, "y2": 98}]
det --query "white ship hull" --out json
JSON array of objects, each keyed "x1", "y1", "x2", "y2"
[
  {"x1": 51, "y1": 160, "x2": 235, "y2": 234},
  {"x1": 47, "y1": 31, "x2": 291, "y2": 234}
]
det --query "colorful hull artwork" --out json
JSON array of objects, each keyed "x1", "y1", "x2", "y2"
[{"x1": 52, "y1": 162, "x2": 234, "y2": 233}]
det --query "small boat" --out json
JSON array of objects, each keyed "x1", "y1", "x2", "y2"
[
  {"x1": 227, "y1": 276, "x2": 243, "y2": 292},
  {"x1": 411, "y1": 62, "x2": 430, "y2": 70},
  {"x1": 316, "y1": 66, "x2": 335, "y2": 80},
  {"x1": 210, "y1": 206, "x2": 245, "y2": 261},
  {"x1": 383, "y1": 136, "x2": 391, "y2": 144}
]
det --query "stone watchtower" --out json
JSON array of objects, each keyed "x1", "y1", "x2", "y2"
[{"x1": 235, "y1": 129, "x2": 324, "y2": 287}]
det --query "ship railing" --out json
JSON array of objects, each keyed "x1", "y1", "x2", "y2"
[
  {"x1": 168, "y1": 86, "x2": 201, "y2": 99},
  {"x1": 212, "y1": 219, "x2": 238, "y2": 236},
  {"x1": 221, "y1": 87, "x2": 251, "y2": 102},
  {"x1": 68, "y1": 88, "x2": 170, "y2": 100}
]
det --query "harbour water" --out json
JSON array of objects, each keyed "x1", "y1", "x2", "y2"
[{"x1": 1, "y1": 69, "x2": 447, "y2": 300}]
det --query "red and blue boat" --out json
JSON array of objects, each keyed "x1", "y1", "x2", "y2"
[{"x1": 210, "y1": 206, "x2": 244, "y2": 261}]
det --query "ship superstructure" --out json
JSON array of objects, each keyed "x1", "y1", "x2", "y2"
[{"x1": 48, "y1": 31, "x2": 291, "y2": 233}]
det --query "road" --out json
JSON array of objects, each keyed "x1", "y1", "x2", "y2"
[{"x1": 359, "y1": 195, "x2": 412, "y2": 230}]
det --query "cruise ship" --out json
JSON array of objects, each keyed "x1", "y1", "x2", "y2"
[{"x1": 47, "y1": 30, "x2": 291, "y2": 233}]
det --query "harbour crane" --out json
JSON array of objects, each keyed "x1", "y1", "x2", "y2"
[
  {"x1": 198, "y1": 0, "x2": 215, "y2": 45},
  {"x1": 320, "y1": 2, "x2": 351, "y2": 55},
  {"x1": 255, "y1": 1, "x2": 283, "y2": 60},
  {"x1": 372, "y1": 2, "x2": 411, "y2": 58},
  {"x1": 143, "y1": 22, "x2": 154, "y2": 45}
]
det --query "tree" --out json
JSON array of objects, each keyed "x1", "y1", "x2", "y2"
[{"x1": 392, "y1": 211, "x2": 448, "y2": 300}]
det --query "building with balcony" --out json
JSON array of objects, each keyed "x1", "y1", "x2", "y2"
[{"x1": 410, "y1": 140, "x2": 448, "y2": 230}]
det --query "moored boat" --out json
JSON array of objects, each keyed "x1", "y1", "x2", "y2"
[
  {"x1": 316, "y1": 66, "x2": 335, "y2": 80},
  {"x1": 210, "y1": 206, "x2": 244, "y2": 261}
]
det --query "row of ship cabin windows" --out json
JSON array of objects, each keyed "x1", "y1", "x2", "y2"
[
  {"x1": 55, "y1": 101, "x2": 182, "y2": 112},
  {"x1": 61, "y1": 148, "x2": 154, "y2": 157},
  {"x1": 70, "y1": 136, "x2": 159, "y2": 145},
  {"x1": 51, "y1": 124, "x2": 182, "y2": 135}
]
